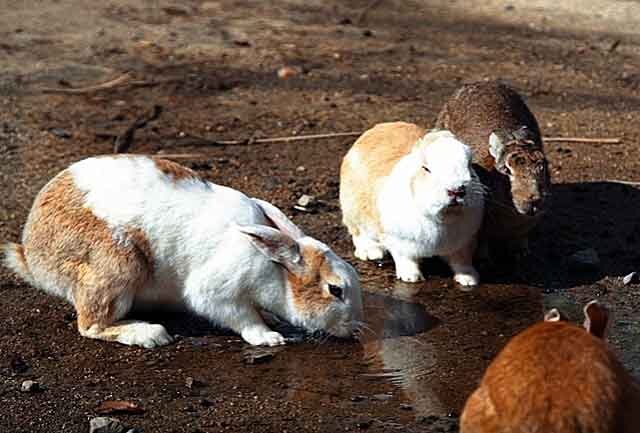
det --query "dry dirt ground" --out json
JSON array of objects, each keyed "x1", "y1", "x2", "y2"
[{"x1": 1, "y1": 1, "x2": 639, "y2": 432}]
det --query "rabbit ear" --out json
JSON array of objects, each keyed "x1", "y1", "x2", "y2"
[
  {"x1": 583, "y1": 300, "x2": 609, "y2": 339},
  {"x1": 252, "y1": 198, "x2": 305, "y2": 240},
  {"x1": 489, "y1": 130, "x2": 508, "y2": 163},
  {"x1": 544, "y1": 308, "x2": 562, "y2": 322},
  {"x1": 236, "y1": 224, "x2": 303, "y2": 274}
]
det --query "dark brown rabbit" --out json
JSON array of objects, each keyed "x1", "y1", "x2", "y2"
[
  {"x1": 460, "y1": 301, "x2": 640, "y2": 433},
  {"x1": 435, "y1": 81, "x2": 550, "y2": 256}
]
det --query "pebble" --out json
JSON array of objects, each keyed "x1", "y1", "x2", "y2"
[
  {"x1": 277, "y1": 66, "x2": 298, "y2": 79},
  {"x1": 297, "y1": 194, "x2": 315, "y2": 207},
  {"x1": 623, "y1": 272, "x2": 639, "y2": 285},
  {"x1": 20, "y1": 380, "x2": 40, "y2": 393},
  {"x1": 48, "y1": 127, "x2": 71, "y2": 139},
  {"x1": 89, "y1": 417, "x2": 126, "y2": 433}
]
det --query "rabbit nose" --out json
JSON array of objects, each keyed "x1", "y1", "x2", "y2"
[{"x1": 447, "y1": 186, "x2": 466, "y2": 198}]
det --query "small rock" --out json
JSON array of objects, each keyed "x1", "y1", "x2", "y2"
[
  {"x1": 569, "y1": 248, "x2": 600, "y2": 270},
  {"x1": 89, "y1": 417, "x2": 126, "y2": 433},
  {"x1": 350, "y1": 395, "x2": 366, "y2": 402},
  {"x1": 48, "y1": 127, "x2": 71, "y2": 139},
  {"x1": 296, "y1": 194, "x2": 316, "y2": 208},
  {"x1": 296, "y1": 165, "x2": 306, "y2": 172},
  {"x1": 277, "y1": 66, "x2": 298, "y2": 79},
  {"x1": 20, "y1": 380, "x2": 40, "y2": 393},
  {"x1": 504, "y1": 4, "x2": 515, "y2": 11},
  {"x1": 623, "y1": 272, "x2": 639, "y2": 285},
  {"x1": 371, "y1": 393, "x2": 393, "y2": 401},
  {"x1": 400, "y1": 403, "x2": 413, "y2": 411},
  {"x1": 362, "y1": 29, "x2": 373, "y2": 37}
]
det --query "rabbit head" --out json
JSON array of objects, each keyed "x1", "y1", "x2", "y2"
[
  {"x1": 489, "y1": 126, "x2": 550, "y2": 216},
  {"x1": 238, "y1": 199, "x2": 363, "y2": 338},
  {"x1": 410, "y1": 130, "x2": 484, "y2": 218}
]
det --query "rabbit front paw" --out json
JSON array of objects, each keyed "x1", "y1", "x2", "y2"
[
  {"x1": 454, "y1": 268, "x2": 479, "y2": 289},
  {"x1": 241, "y1": 327, "x2": 286, "y2": 347},
  {"x1": 114, "y1": 322, "x2": 174, "y2": 348},
  {"x1": 394, "y1": 257, "x2": 424, "y2": 283}
]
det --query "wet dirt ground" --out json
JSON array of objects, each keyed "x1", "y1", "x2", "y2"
[{"x1": 1, "y1": 1, "x2": 639, "y2": 432}]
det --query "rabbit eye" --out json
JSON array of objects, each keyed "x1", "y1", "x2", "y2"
[
  {"x1": 422, "y1": 165, "x2": 431, "y2": 173},
  {"x1": 328, "y1": 284, "x2": 343, "y2": 300}
]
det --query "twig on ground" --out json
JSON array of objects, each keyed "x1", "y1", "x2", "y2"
[
  {"x1": 602, "y1": 179, "x2": 640, "y2": 186},
  {"x1": 38, "y1": 72, "x2": 132, "y2": 94},
  {"x1": 356, "y1": 0, "x2": 384, "y2": 25},
  {"x1": 544, "y1": 137, "x2": 622, "y2": 144},
  {"x1": 114, "y1": 105, "x2": 163, "y2": 153},
  {"x1": 164, "y1": 131, "x2": 363, "y2": 149},
  {"x1": 177, "y1": 132, "x2": 618, "y2": 147}
]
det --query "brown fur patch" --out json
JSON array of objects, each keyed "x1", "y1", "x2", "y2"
[
  {"x1": 286, "y1": 244, "x2": 339, "y2": 314},
  {"x1": 460, "y1": 320, "x2": 640, "y2": 433},
  {"x1": 153, "y1": 158, "x2": 201, "y2": 182},
  {"x1": 340, "y1": 122, "x2": 426, "y2": 236},
  {"x1": 21, "y1": 171, "x2": 152, "y2": 331},
  {"x1": 435, "y1": 81, "x2": 549, "y2": 245}
]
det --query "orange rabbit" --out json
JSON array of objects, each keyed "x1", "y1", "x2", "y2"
[{"x1": 461, "y1": 301, "x2": 640, "y2": 433}]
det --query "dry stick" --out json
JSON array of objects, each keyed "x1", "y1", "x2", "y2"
[
  {"x1": 37, "y1": 72, "x2": 132, "y2": 94},
  {"x1": 603, "y1": 179, "x2": 640, "y2": 186},
  {"x1": 216, "y1": 131, "x2": 363, "y2": 145},
  {"x1": 114, "y1": 105, "x2": 163, "y2": 153},
  {"x1": 544, "y1": 137, "x2": 622, "y2": 144}
]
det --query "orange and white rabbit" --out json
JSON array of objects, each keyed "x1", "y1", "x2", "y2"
[
  {"x1": 340, "y1": 122, "x2": 484, "y2": 286},
  {"x1": 3, "y1": 155, "x2": 363, "y2": 348}
]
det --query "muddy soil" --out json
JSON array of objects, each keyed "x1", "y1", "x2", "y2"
[{"x1": 1, "y1": 1, "x2": 639, "y2": 432}]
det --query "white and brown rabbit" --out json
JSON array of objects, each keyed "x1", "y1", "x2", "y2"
[
  {"x1": 340, "y1": 122, "x2": 485, "y2": 286},
  {"x1": 435, "y1": 81, "x2": 550, "y2": 256},
  {"x1": 461, "y1": 301, "x2": 640, "y2": 433},
  {"x1": 2, "y1": 155, "x2": 363, "y2": 348}
]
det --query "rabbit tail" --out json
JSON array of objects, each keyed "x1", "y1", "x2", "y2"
[{"x1": 2, "y1": 242, "x2": 34, "y2": 285}]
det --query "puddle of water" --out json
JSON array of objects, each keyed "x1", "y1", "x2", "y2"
[{"x1": 122, "y1": 269, "x2": 592, "y2": 421}]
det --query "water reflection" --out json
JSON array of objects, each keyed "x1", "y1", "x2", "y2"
[{"x1": 360, "y1": 281, "x2": 543, "y2": 416}]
